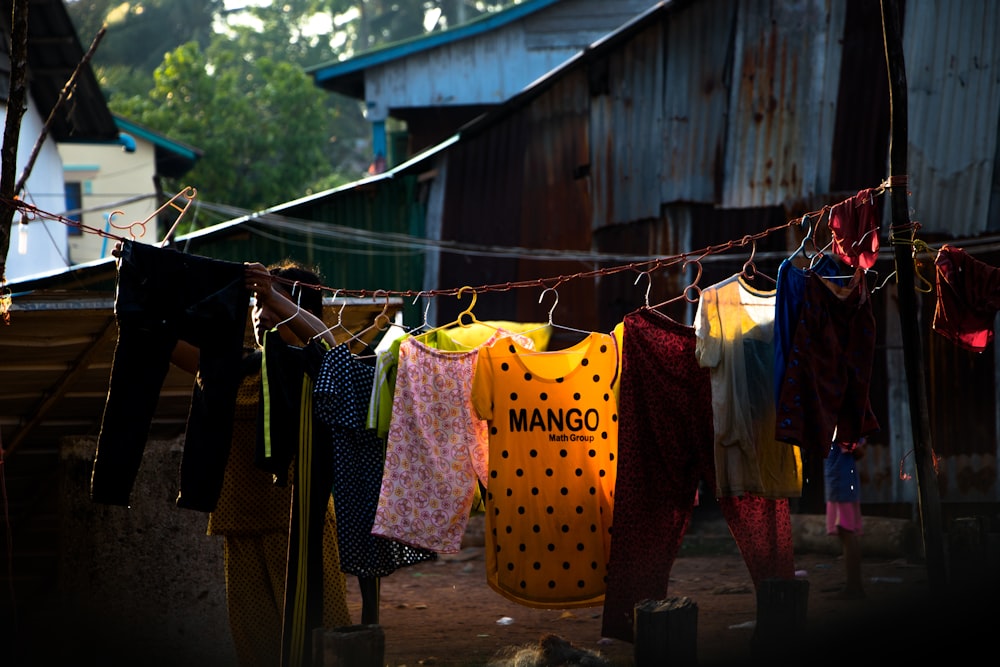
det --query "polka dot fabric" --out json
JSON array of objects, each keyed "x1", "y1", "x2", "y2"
[
  {"x1": 313, "y1": 344, "x2": 437, "y2": 576},
  {"x1": 471, "y1": 332, "x2": 618, "y2": 608}
]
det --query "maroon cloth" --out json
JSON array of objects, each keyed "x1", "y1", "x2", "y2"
[
  {"x1": 775, "y1": 272, "x2": 880, "y2": 458},
  {"x1": 829, "y1": 188, "x2": 881, "y2": 270},
  {"x1": 933, "y1": 244, "x2": 1000, "y2": 353},
  {"x1": 601, "y1": 308, "x2": 794, "y2": 643}
]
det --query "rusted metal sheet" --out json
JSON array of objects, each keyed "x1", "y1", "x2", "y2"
[
  {"x1": 723, "y1": 0, "x2": 846, "y2": 208},
  {"x1": 902, "y1": 0, "x2": 1000, "y2": 236},
  {"x1": 590, "y1": 20, "x2": 667, "y2": 226},
  {"x1": 660, "y1": 0, "x2": 736, "y2": 206},
  {"x1": 590, "y1": 0, "x2": 849, "y2": 222},
  {"x1": 438, "y1": 88, "x2": 601, "y2": 330}
]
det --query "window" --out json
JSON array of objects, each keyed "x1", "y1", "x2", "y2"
[{"x1": 65, "y1": 181, "x2": 83, "y2": 235}]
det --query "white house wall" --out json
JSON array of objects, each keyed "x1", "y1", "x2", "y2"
[
  {"x1": 59, "y1": 138, "x2": 160, "y2": 265},
  {"x1": 2, "y1": 96, "x2": 73, "y2": 283}
]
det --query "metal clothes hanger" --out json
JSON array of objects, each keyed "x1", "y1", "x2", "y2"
[
  {"x1": 408, "y1": 291, "x2": 434, "y2": 334},
  {"x1": 310, "y1": 289, "x2": 350, "y2": 343},
  {"x1": 740, "y1": 236, "x2": 776, "y2": 285},
  {"x1": 649, "y1": 258, "x2": 704, "y2": 310},
  {"x1": 344, "y1": 290, "x2": 393, "y2": 352},
  {"x1": 790, "y1": 210, "x2": 826, "y2": 262},
  {"x1": 273, "y1": 281, "x2": 303, "y2": 329},
  {"x1": 532, "y1": 286, "x2": 592, "y2": 337},
  {"x1": 634, "y1": 270, "x2": 654, "y2": 307}
]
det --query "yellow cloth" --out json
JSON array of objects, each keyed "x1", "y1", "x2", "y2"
[{"x1": 445, "y1": 321, "x2": 551, "y2": 351}]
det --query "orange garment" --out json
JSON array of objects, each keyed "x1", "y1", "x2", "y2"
[{"x1": 471, "y1": 333, "x2": 618, "y2": 608}]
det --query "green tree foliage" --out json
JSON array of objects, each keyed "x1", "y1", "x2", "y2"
[
  {"x1": 114, "y1": 42, "x2": 335, "y2": 212},
  {"x1": 65, "y1": 1, "x2": 519, "y2": 217},
  {"x1": 69, "y1": 0, "x2": 224, "y2": 73}
]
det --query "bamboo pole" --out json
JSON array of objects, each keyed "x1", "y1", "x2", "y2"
[{"x1": 879, "y1": 0, "x2": 946, "y2": 596}]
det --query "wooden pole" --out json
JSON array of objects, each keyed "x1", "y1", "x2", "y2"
[
  {"x1": 0, "y1": 0, "x2": 30, "y2": 283},
  {"x1": 879, "y1": 0, "x2": 946, "y2": 596}
]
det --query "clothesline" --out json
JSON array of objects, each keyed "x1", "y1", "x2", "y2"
[{"x1": 2, "y1": 178, "x2": 927, "y2": 304}]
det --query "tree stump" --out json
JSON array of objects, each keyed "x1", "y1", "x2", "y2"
[
  {"x1": 313, "y1": 624, "x2": 385, "y2": 667},
  {"x1": 633, "y1": 596, "x2": 698, "y2": 667},
  {"x1": 752, "y1": 578, "x2": 809, "y2": 659}
]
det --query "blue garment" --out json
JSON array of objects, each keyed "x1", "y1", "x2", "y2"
[
  {"x1": 824, "y1": 443, "x2": 860, "y2": 502},
  {"x1": 773, "y1": 255, "x2": 844, "y2": 403},
  {"x1": 91, "y1": 240, "x2": 249, "y2": 511}
]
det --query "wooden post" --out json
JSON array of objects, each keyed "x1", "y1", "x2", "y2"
[
  {"x1": 633, "y1": 596, "x2": 698, "y2": 667},
  {"x1": 312, "y1": 624, "x2": 385, "y2": 667},
  {"x1": 752, "y1": 578, "x2": 809, "y2": 659},
  {"x1": 947, "y1": 516, "x2": 988, "y2": 589},
  {"x1": 879, "y1": 0, "x2": 947, "y2": 597}
]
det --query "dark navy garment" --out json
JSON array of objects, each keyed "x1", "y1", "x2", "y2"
[
  {"x1": 313, "y1": 343, "x2": 437, "y2": 577},
  {"x1": 260, "y1": 334, "x2": 336, "y2": 667},
  {"x1": 91, "y1": 240, "x2": 249, "y2": 511}
]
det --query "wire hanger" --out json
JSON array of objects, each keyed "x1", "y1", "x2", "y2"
[
  {"x1": 273, "y1": 281, "x2": 303, "y2": 329},
  {"x1": 649, "y1": 257, "x2": 703, "y2": 310},
  {"x1": 740, "y1": 236, "x2": 776, "y2": 285},
  {"x1": 310, "y1": 289, "x2": 348, "y2": 343},
  {"x1": 535, "y1": 286, "x2": 592, "y2": 336},
  {"x1": 790, "y1": 209, "x2": 825, "y2": 262},
  {"x1": 409, "y1": 291, "x2": 434, "y2": 334},
  {"x1": 634, "y1": 270, "x2": 654, "y2": 307},
  {"x1": 344, "y1": 289, "x2": 393, "y2": 352}
]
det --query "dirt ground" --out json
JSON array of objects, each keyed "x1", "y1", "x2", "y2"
[{"x1": 343, "y1": 512, "x2": 994, "y2": 667}]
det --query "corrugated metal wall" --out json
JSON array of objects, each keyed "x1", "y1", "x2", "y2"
[
  {"x1": 588, "y1": 0, "x2": 852, "y2": 221},
  {"x1": 903, "y1": 0, "x2": 1000, "y2": 236},
  {"x1": 723, "y1": 0, "x2": 845, "y2": 207}
]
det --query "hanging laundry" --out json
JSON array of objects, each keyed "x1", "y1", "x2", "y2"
[
  {"x1": 695, "y1": 274, "x2": 802, "y2": 499},
  {"x1": 933, "y1": 244, "x2": 1000, "y2": 353},
  {"x1": 773, "y1": 254, "x2": 845, "y2": 404},
  {"x1": 828, "y1": 188, "x2": 881, "y2": 270},
  {"x1": 260, "y1": 333, "x2": 347, "y2": 667},
  {"x1": 371, "y1": 329, "x2": 520, "y2": 553},
  {"x1": 444, "y1": 319, "x2": 551, "y2": 351},
  {"x1": 774, "y1": 271, "x2": 880, "y2": 457},
  {"x1": 91, "y1": 239, "x2": 249, "y2": 511},
  {"x1": 366, "y1": 328, "x2": 480, "y2": 440},
  {"x1": 601, "y1": 308, "x2": 711, "y2": 640},
  {"x1": 471, "y1": 332, "x2": 618, "y2": 609},
  {"x1": 313, "y1": 342, "x2": 437, "y2": 576}
]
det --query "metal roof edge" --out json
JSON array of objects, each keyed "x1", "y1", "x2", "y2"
[
  {"x1": 176, "y1": 135, "x2": 461, "y2": 226},
  {"x1": 113, "y1": 115, "x2": 204, "y2": 161},
  {"x1": 307, "y1": 0, "x2": 562, "y2": 85},
  {"x1": 452, "y1": 1, "x2": 674, "y2": 142}
]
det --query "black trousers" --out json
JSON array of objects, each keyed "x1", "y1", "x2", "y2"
[{"x1": 91, "y1": 240, "x2": 249, "y2": 511}]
